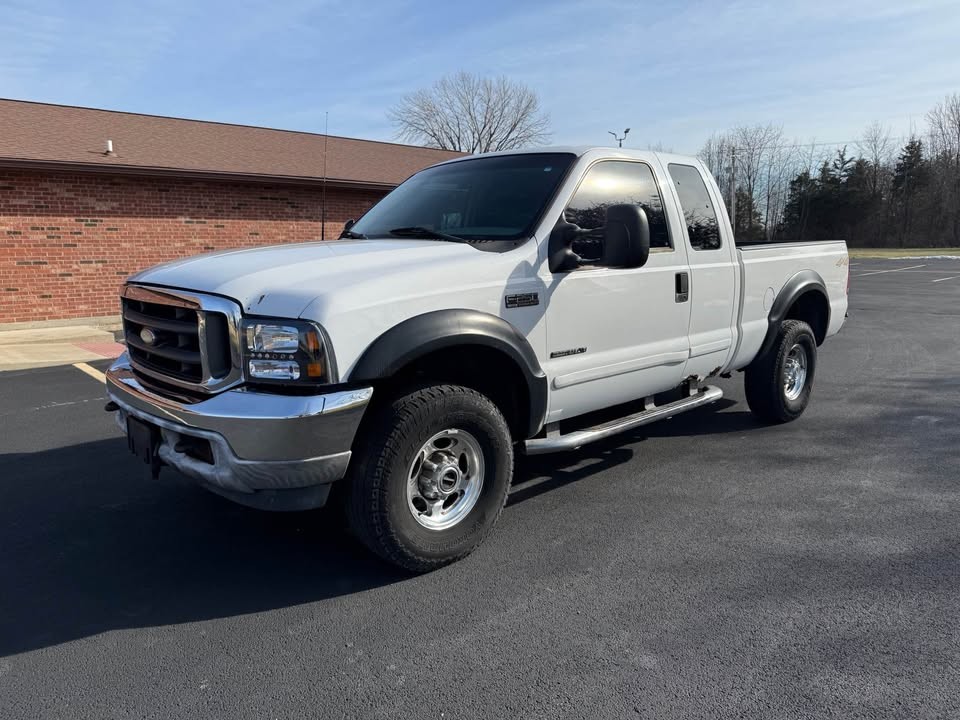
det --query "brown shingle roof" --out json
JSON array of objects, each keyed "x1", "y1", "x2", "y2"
[{"x1": 0, "y1": 99, "x2": 462, "y2": 188}]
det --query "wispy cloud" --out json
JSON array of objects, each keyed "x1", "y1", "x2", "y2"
[{"x1": 0, "y1": 0, "x2": 184, "y2": 101}]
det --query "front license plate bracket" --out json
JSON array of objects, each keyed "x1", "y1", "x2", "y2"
[{"x1": 127, "y1": 416, "x2": 162, "y2": 479}]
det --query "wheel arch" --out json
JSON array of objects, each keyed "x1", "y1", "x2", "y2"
[
  {"x1": 759, "y1": 270, "x2": 830, "y2": 357},
  {"x1": 350, "y1": 309, "x2": 548, "y2": 439}
]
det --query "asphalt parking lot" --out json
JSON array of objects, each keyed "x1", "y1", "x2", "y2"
[{"x1": 1, "y1": 257, "x2": 959, "y2": 719}]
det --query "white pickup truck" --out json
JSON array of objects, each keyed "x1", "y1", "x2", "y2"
[{"x1": 106, "y1": 147, "x2": 848, "y2": 570}]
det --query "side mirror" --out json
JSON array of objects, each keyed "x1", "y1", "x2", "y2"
[
  {"x1": 601, "y1": 204, "x2": 650, "y2": 269},
  {"x1": 339, "y1": 219, "x2": 358, "y2": 240},
  {"x1": 548, "y1": 221, "x2": 583, "y2": 273},
  {"x1": 548, "y1": 204, "x2": 650, "y2": 273}
]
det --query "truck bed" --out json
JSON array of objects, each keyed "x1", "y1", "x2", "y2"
[{"x1": 729, "y1": 240, "x2": 849, "y2": 371}]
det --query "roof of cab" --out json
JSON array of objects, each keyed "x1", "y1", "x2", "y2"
[{"x1": 431, "y1": 145, "x2": 699, "y2": 167}]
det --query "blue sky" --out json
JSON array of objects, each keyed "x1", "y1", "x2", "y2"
[{"x1": 2, "y1": 0, "x2": 958, "y2": 153}]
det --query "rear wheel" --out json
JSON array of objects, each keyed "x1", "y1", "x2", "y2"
[
  {"x1": 346, "y1": 383, "x2": 513, "y2": 572},
  {"x1": 745, "y1": 319, "x2": 817, "y2": 423}
]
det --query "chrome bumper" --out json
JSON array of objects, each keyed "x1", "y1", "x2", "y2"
[{"x1": 106, "y1": 353, "x2": 372, "y2": 510}]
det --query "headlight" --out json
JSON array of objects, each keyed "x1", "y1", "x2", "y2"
[{"x1": 241, "y1": 318, "x2": 335, "y2": 385}]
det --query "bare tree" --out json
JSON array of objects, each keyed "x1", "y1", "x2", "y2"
[
  {"x1": 701, "y1": 126, "x2": 844, "y2": 241},
  {"x1": 388, "y1": 72, "x2": 551, "y2": 153},
  {"x1": 645, "y1": 141, "x2": 673, "y2": 152},
  {"x1": 698, "y1": 131, "x2": 735, "y2": 215},
  {"x1": 760, "y1": 138, "x2": 792, "y2": 240},
  {"x1": 857, "y1": 121, "x2": 896, "y2": 195},
  {"x1": 732, "y1": 124, "x2": 784, "y2": 238},
  {"x1": 926, "y1": 93, "x2": 960, "y2": 164},
  {"x1": 699, "y1": 132, "x2": 732, "y2": 179},
  {"x1": 700, "y1": 125, "x2": 785, "y2": 240},
  {"x1": 926, "y1": 93, "x2": 960, "y2": 244}
]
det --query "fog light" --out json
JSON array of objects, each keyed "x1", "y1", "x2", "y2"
[{"x1": 248, "y1": 358, "x2": 301, "y2": 380}]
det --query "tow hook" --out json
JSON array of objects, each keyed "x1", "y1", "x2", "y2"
[{"x1": 104, "y1": 401, "x2": 119, "y2": 412}]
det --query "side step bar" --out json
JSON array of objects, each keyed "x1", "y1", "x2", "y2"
[{"x1": 524, "y1": 385, "x2": 724, "y2": 455}]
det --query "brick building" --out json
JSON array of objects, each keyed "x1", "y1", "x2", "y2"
[{"x1": 0, "y1": 100, "x2": 460, "y2": 326}]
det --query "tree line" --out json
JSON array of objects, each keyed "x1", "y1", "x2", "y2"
[
  {"x1": 390, "y1": 73, "x2": 958, "y2": 248},
  {"x1": 699, "y1": 94, "x2": 960, "y2": 247}
]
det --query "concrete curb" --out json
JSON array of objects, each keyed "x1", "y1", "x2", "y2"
[
  {"x1": 0, "y1": 325, "x2": 116, "y2": 346},
  {"x1": 0, "y1": 325, "x2": 124, "y2": 371}
]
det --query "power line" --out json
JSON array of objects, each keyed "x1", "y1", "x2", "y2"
[
  {"x1": 763, "y1": 135, "x2": 914, "y2": 151},
  {"x1": 696, "y1": 134, "x2": 921, "y2": 155}
]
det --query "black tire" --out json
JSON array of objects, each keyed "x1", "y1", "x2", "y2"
[
  {"x1": 744, "y1": 319, "x2": 817, "y2": 423},
  {"x1": 346, "y1": 383, "x2": 513, "y2": 572}
]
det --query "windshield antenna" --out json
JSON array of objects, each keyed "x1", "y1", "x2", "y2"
[{"x1": 321, "y1": 111, "x2": 329, "y2": 240}]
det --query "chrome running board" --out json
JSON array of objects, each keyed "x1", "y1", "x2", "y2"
[{"x1": 524, "y1": 385, "x2": 724, "y2": 455}]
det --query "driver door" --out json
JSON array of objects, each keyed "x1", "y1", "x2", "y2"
[{"x1": 541, "y1": 160, "x2": 692, "y2": 423}]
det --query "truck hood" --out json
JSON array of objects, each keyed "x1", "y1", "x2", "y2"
[{"x1": 129, "y1": 239, "x2": 513, "y2": 316}]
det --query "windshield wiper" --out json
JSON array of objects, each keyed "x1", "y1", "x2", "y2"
[
  {"x1": 339, "y1": 229, "x2": 367, "y2": 239},
  {"x1": 388, "y1": 226, "x2": 470, "y2": 244}
]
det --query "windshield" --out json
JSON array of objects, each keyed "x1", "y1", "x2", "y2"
[{"x1": 350, "y1": 152, "x2": 576, "y2": 246}]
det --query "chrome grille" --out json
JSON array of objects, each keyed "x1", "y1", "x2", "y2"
[
  {"x1": 123, "y1": 297, "x2": 203, "y2": 381},
  {"x1": 121, "y1": 285, "x2": 243, "y2": 394}
]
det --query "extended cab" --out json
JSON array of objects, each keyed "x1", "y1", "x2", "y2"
[{"x1": 105, "y1": 148, "x2": 849, "y2": 570}]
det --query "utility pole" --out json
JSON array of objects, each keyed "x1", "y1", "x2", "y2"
[{"x1": 608, "y1": 128, "x2": 630, "y2": 148}]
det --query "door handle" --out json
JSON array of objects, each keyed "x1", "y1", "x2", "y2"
[{"x1": 675, "y1": 272, "x2": 689, "y2": 303}]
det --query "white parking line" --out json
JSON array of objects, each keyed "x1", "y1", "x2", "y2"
[
  {"x1": 855, "y1": 264, "x2": 926, "y2": 277},
  {"x1": 931, "y1": 275, "x2": 960, "y2": 283},
  {"x1": 869, "y1": 269, "x2": 960, "y2": 273},
  {"x1": 73, "y1": 362, "x2": 106, "y2": 384}
]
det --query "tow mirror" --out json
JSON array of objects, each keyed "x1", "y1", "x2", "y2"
[
  {"x1": 601, "y1": 204, "x2": 650, "y2": 269},
  {"x1": 548, "y1": 204, "x2": 650, "y2": 273},
  {"x1": 548, "y1": 221, "x2": 582, "y2": 273}
]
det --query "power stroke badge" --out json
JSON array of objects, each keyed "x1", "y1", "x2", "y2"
[{"x1": 550, "y1": 347, "x2": 587, "y2": 358}]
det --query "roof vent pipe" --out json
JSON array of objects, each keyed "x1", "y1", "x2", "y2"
[{"x1": 105, "y1": 139, "x2": 114, "y2": 155}]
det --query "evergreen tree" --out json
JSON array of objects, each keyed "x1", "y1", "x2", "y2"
[
  {"x1": 892, "y1": 138, "x2": 927, "y2": 245},
  {"x1": 703, "y1": 94, "x2": 960, "y2": 249},
  {"x1": 735, "y1": 188, "x2": 764, "y2": 242},
  {"x1": 892, "y1": 138, "x2": 926, "y2": 192},
  {"x1": 781, "y1": 171, "x2": 815, "y2": 241}
]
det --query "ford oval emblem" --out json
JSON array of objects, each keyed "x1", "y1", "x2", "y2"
[{"x1": 140, "y1": 327, "x2": 158, "y2": 346}]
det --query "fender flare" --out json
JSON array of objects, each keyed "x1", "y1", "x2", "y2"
[
  {"x1": 758, "y1": 269, "x2": 830, "y2": 358},
  {"x1": 350, "y1": 309, "x2": 548, "y2": 438}
]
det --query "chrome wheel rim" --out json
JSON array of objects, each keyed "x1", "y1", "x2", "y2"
[
  {"x1": 783, "y1": 344, "x2": 808, "y2": 401},
  {"x1": 406, "y1": 429, "x2": 485, "y2": 531}
]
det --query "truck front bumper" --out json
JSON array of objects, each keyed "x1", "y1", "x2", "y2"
[{"x1": 106, "y1": 353, "x2": 373, "y2": 511}]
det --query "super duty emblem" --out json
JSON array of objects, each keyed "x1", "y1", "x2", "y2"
[{"x1": 504, "y1": 292, "x2": 539, "y2": 308}]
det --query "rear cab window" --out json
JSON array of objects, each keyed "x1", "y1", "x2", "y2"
[{"x1": 667, "y1": 163, "x2": 722, "y2": 251}]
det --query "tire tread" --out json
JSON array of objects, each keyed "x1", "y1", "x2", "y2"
[
  {"x1": 346, "y1": 383, "x2": 512, "y2": 572},
  {"x1": 745, "y1": 319, "x2": 816, "y2": 423}
]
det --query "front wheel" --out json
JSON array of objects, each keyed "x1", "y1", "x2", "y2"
[
  {"x1": 346, "y1": 383, "x2": 513, "y2": 572},
  {"x1": 745, "y1": 319, "x2": 817, "y2": 423}
]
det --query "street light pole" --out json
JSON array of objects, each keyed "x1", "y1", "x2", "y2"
[{"x1": 608, "y1": 128, "x2": 630, "y2": 148}]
